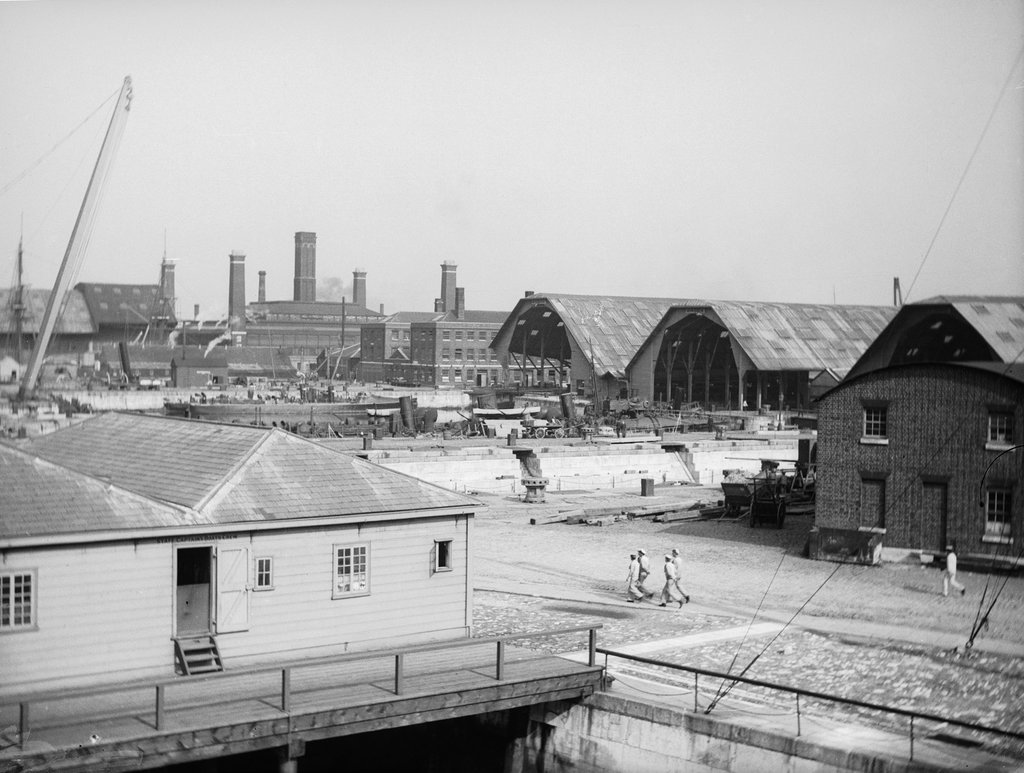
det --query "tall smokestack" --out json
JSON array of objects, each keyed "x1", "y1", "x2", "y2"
[
  {"x1": 455, "y1": 287, "x2": 465, "y2": 320},
  {"x1": 293, "y1": 231, "x2": 316, "y2": 302},
  {"x1": 258, "y1": 270, "x2": 267, "y2": 303},
  {"x1": 353, "y1": 269, "x2": 367, "y2": 308},
  {"x1": 228, "y1": 250, "x2": 246, "y2": 344},
  {"x1": 440, "y1": 261, "x2": 457, "y2": 312},
  {"x1": 194, "y1": 304, "x2": 200, "y2": 321}
]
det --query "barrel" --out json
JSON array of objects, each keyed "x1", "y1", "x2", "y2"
[{"x1": 399, "y1": 395, "x2": 415, "y2": 430}]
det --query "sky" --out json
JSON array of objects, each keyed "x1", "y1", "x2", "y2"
[{"x1": 1, "y1": 0, "x2": 1022, "y2": 323}]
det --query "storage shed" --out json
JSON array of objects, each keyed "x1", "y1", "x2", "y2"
[{"x1": 1, "y1": 413, "x2": 478, "y2": 693}]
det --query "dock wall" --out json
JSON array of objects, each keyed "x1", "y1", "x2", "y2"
[{"x1": 522, "y1": 692, "x2": 999, "y2": 773}]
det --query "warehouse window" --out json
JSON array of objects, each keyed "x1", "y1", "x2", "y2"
[
  {"x1": 255, "y1": 557, "x2": 274, "y2": 590},
  {"x1": 987, "y1": 411, "x2": 1014, "y2": 448},
  {"x1": 434, "y1": 540, "x2": 453, "y2": 573},
  {"x1": 333, "y1": 544, "x2": 369, "y2": 598},
  {"x1": 1, "y1": 570, "x2": 35, "y2": 631},
  {"x1": 860, "y1": 401, "x2": 889, "y2": 445},
  {"x1": 985, "y1": 490, "x2": 1012, "y2": 542}
]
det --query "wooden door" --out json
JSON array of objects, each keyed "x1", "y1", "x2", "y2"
[
  {"x1": 216, "y1": 546, "x2": 250, "y2": 634},
  {"x1": 861, "y1": 478, "x2": 886, "y2": 529},
  {"x1": 921, "y1": 482, "x2": 948, "y2": 553}
]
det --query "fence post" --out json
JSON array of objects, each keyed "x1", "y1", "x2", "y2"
[
  {"x1": 588, "y1": 629, "x2": 597, "y2": 667},
  {"x1": 910, "y1": 715, "x2": 915, "y2": 760},
  {"x1": 19, "y1": 702, "x2": 29, "y2": 749},
  {"x1": 795, "y1": 694, "x2": 801, "y2": 736},
  {"x1": 281, "y1": 668, "x2": 291, "y2": 713},
  {"x1": 694, "y1": 674, "x2": 699, "y2": 712},
  {"x1": 496, "y1": 640, "x2": 505, "y2": 680},
  {"x1": 155, "y1": 685, "x2": 165, "y2": 730},
  {"x1": 395, "y1": 654, "x2": 404, "y2": 695}
]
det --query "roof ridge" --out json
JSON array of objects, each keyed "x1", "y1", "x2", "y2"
[{"x1": 192, "y1": 427, "x2": 278, "y2": 514}]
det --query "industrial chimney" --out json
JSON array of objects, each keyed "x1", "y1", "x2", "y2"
[
  {"x1": 293, "y1": 232, "x2": 316, "y2": 302},
  {"x1": 258, "y1": 270, "x2": 267, "y2": 303},
  {"x1": 455, "y1": 287, "x2": 465, "y2": 320},
  {"x1": 353, "y1": 269, "x2": 367, "y2": 308},
  {"x1": 228, "y1": 250, "x2": 246, "y2": 344},
  {"x1": 440, "y1": 261, "x2": 457, "y2": 312},
  {"x1": 159, "y1": 255, "x2": 176, "y2": 306}
]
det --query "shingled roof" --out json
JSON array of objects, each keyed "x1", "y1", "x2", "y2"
[{"x1": 10, "y1": 413, "x2": 478, "y2": 545}]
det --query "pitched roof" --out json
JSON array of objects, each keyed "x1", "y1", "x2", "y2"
[
  {"x1": 15, "y1": 413, "x2": 478, "y2": 542},
  {"x1": 659, "y1": 300, "x2": 895, "y2": 374},
  {"x1": 75, "y1": 283, "x2": 175, "y2": 327},
  {"x1": 0, "y1": 443, "x2": 194, "y2": 540},
  {"x1": 0, "y1": 287, "x2": 95, "y2": 334}
]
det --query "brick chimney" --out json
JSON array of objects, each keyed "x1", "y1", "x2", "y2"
[
  {"x1": 159, "y1": 255, "x2": 175, "y2": 306},
  {"x1": 228, "y1": 251, "x2": 246, "y2": 343},
  {"x1": 440, "y1": 261, "x2": 457, "y2": 312},
  {"x1": 258, "y1": 270, "x2": 266, "y2": 303},
  {"x1": 455, "y1": 287, "x2": 465, "y2": 320},
  {"x1": 353, "y1": 269, "x2": 367, "y2": 308},
  {"x1": 293, "y1": 232, "x2": 316, "y2": 302}
]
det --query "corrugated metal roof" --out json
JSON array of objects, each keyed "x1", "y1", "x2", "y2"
[
  {"x1": 18, "y1": 413, "x2": 478, "y2": 539},
  {"x1": 544, "y1": 294, "x2": 687, "y2": 378},
  {"x1": 678, "y1": 301, "x2": 896, "y2": 373},
  {"x1": 0, "y1": 287, "x2": 95, "y2": 334}
]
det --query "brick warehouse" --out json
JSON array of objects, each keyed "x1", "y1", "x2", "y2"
[{"x1": 812, "y1": 296, "x2": 1024, "y2": 568}]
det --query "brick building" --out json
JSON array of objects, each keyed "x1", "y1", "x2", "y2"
[{"x1": 814, "y1": 296, "x2": 1024, "y2": 567}]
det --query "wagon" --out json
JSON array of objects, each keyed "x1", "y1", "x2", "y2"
[
  {"x1": 721, "y1": 480, "x2": 753, "y2": 517},
  {"x1": 749, "y1": 475, "x2": 787, "y2": 529}
]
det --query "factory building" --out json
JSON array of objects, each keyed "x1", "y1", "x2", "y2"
[
  {"x1": 813, "y1": 296, "x2": 1024, "y2": 567},
  {"x1": 359, "y1": 263, "x2": 507, "y2": 387}
]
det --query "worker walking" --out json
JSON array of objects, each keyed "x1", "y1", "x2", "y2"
[
  {"x1": 671, "y1": 548, "x2": 691, "y2": 604},
  {"x1": 637, "y1": 549, "x2": 655, "y2": 599},
  {"x1": 943, "y1": 542, "x2": 966, "y2": 597},
  {"x1": 659, "y1": 554, "x2": 684, "y2": 608},
  {"x1": 626, "y1": 553, "x2": 644, "y2": 602}
]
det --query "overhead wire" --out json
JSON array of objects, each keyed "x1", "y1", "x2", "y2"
[
  {"x1": 0, "y1": 86, "x2": 120, "y2": 199},
  {"x1": 904, "y1": 41, "x2": 1024, "y2": 302}
]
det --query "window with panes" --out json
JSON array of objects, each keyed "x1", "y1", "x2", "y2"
[
  {"x1": 985, "y1": 490, "x2": 1012, "y2": 539},
  {"x1": 1, "y1": 571, "x2": 35, "y2": 630},
  {"x1": 333, "y1": 544, "x2": 369, "y2": 598}
]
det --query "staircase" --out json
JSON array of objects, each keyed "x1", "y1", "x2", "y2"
[{"x1": 174, "y1": 635, "x2": 223, "y2": 675}]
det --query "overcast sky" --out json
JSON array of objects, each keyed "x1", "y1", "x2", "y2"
[{"x1": 1, "y1": 0, "x2": 1022, "y2": 322}]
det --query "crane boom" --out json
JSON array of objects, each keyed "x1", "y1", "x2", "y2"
[{"x1": 19, "y1": 76, "x2": 133, "y2": 399}]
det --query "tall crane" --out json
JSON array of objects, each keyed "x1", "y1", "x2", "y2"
[{"x1": 18, "y1": 76, "x2": 133, "y2": 400}]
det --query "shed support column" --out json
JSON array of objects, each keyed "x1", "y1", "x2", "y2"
[
  {"x1": 278, "y1": 738, "x2": 305, "y2": 773},
  {"x1": 736, "y1": 365, "x2": 746, "y2": 410},
  {"x1": 756, "y1": 371, "x2": 763, "y2": 410}
]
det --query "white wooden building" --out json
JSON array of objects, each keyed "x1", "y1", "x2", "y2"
[{"x1": 0, "y1": 413, "x2": 478, "y2": 693}]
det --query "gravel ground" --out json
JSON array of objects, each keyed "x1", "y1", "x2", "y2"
[{"x1": 469, "y1": 483, "x2": 1024, "y2": 759}]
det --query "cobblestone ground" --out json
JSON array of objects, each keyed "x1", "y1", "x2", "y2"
[{"x1": 469, "y1": 485, "x2": 1024, "y2": 760}]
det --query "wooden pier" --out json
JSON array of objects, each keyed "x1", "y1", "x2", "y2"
[{"x1": 0, "y1": 627, "x2": 603, "y2": 772}]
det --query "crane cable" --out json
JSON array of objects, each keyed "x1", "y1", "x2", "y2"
[
  {"x1": 706, "y1": 546, "x2": 789, "y2": 710},
  {"x1": 703, "y1": 345, "x2": 1024, "y2": 713},
  {"x1": 0, "y1": 86, "x2": 120, "y2": 199}
]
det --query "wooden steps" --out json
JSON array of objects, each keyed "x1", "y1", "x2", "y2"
[{"x1": 174, "y1": 635, "x2": 223, "y2": 675}]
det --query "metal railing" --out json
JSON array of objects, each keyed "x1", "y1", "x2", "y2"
[
  {"x1": 597, "y1": 646, "x2": 1024, "y2": 761},
  {"x1": 4, "y1": 625, "x2": 602, "y2": 749}
]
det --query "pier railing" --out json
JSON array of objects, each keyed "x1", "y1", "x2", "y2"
[
  {"x1": 596, "y1": 646, "x2": 1024, "y2": 761},
  {"x1": 3, "y1": 625, "x2": 602, "y2": 749}
]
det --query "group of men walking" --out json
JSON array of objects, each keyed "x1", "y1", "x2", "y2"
[{"x1": 627, "y1": 548, "x2": 690, "y2": 608}]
